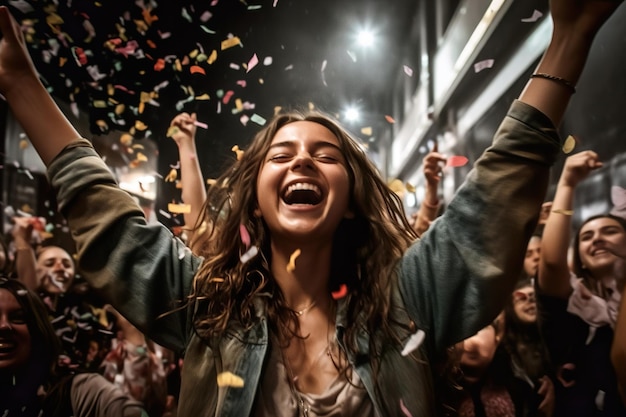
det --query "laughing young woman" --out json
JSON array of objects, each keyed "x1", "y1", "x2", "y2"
[{"x1": 0, "y1": 1, "x2": 623, "y2": 415}]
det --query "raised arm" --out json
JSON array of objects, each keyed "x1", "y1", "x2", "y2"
[
  {"x1": 538, "y1": 151, "x2": 602, "y2": 297},
  {"x1": 518, "y1": 0, "x2": 621, "y2": 126},
  {"x1": 413, "y1": 146, "x2": 446, "y2": 236},
  {"x1": 168, "y1": 112, "x2": 207, "y2": 250},
  {"x1": 0, "y1": 7, "x2": 80, "y2": 165},
  {"x1": 11, "y1": 216, "x2": 38, "y2": 290}
]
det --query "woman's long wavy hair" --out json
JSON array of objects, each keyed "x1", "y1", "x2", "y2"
[
  {"x1": 188, "y1": 109, "x2": 418, "y2": 360},
  {"x1": 572, "y1": 213, "x2": 626, "y2": 298}
]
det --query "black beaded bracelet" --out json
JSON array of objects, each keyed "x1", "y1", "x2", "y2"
[{"x1": 530, "y1": 73, "x2": 576, "y2": 94}]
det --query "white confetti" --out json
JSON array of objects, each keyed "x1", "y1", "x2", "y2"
[
  {"x1": 401, "y1": 329, "x2": 425, "y2": 356},
  {"x1": 240, "y1": 246, "x2": 258, "y2": 264},
  {"x1": 473, "y1": 59, "x2": 494, "y2": 73},
  {"x1": 521, "y1": 9, "x2": 543, "y2": 23}
]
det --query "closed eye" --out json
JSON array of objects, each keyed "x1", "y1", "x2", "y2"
[{"x1": 268, "y1": 154, "x2": 293, "y2": 162}]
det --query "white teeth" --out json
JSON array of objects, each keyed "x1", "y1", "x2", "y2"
[{"x1": 286, "y1": 182, "x2": 321, "y2": 196}]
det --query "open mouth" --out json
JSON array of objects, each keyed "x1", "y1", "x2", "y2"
[
  {"x1": 282, "y1": 182, "x2": 323, "y2": 205},
  {"x1": 0, "y1": 339, "x2": 17, "y2": 354}
]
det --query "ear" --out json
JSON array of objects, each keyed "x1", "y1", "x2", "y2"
[{"x1": 254, "y1": 207, "x2": 262, "y2": 218}]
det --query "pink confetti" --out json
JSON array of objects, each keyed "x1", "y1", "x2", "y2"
[
  {"x1": 194, "y1": 120, "x2": 208, "y2": 129},
  {"x1": 400, "y1": 399, "x2": 413, "y2": 417},
  {"x1": 236, "y1": 80, "x2": 247, "y2": 87},
  {"x1": 473, "y1": 59, "x2": 494, "y2": 73},
  {"x1": 446, "y1": 155, "x2": 469, "y2": 168},
  {"x1": 273, "y1": 0, "x2": 278, "y2": 6},
  {"x1": 239, "y1": 224, "x2": 251, "y2": 247},
  {"x1": 211, "y1": 0, "x2": 219, "y2": 4},
  {"x1": 200, "y1": 11, "x2": 213, "y2": 22},
  {"x1": 403, "y1": 65, "x2": 413, "y2": 77},
  {"x1": 247, "y1": 53, "x2": 259, "y2": 73},
  {"x1": 223, "y1": 90, "x2": 234, "y2": 104}
]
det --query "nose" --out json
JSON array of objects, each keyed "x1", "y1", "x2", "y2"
[
  {"x1": 0, "y1": 315, "x2": 12, "y2": 330},
  {"x1": 290, "y1": 152, "x2": 316, "y2": 172}
]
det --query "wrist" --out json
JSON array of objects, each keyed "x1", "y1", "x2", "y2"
[{"x1": 422, "y1": 199, "x2": 440, "y2": 209}]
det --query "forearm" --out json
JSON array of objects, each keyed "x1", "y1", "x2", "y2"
[
  {"x1": 538, "y1": 182, "x2": 575, "y2": 297},
  {"x1": 178, "y1": 140, "x2": 207, "y2": 235},
  {"x1": 414, "y1": 185, "x2": 439, "y2": 235},
  {"x1": 5, "y1": 75, "x2": 81, "y2": 166},
  {"x1": 519, "y1": 31, "x2": 593, "y2": 126},
  {"x1": 13, "y1": 236, "x2": 38, "y2": 290}
]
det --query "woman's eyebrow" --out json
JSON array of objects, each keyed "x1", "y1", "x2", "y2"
[{"x1": 268, "y1": 140, "x2": 341, "y2": 151}]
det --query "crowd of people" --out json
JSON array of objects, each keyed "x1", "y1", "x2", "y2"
[{"x1": 0, "y1": 0, "x2": 625, "y2": 415}]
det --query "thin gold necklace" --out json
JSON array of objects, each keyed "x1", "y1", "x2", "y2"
[{"x1": 287, "y1": 299, "x2": 318, "y2": 316}]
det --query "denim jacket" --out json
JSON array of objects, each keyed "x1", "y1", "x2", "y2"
[{"x1": 48, "y1": 100, "x2": 560, "y2": 416}]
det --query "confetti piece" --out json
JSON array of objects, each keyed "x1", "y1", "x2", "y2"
[
  {"x1": 401, "y1": 329, "x2": 425, "y2": 356},
  {"x1": 400, "y1": 399, "x2": 413, "y2": 417},
  {"x1": 196, "y1": 93, "x2": 211, "y2": 100},
  {"x1": 247, "y1": 53, "x2": 259, "y2": 73},
  {"x1": 286, "y1": 249, "x2": 301, "y2": 273},
  {"x1": 361, "y1": 127, "x2": 372, "y2": 136},
  {"x1": 321, "y1": 59, "x2": 328, "y2": 87},
  {"x1": 263, "y1": 56, "x2": 273, "y2": 66},
  {"x1": 231, "y1": 145, "x2": 244, "y2": 160},
  {"x1": 250, "y1": 114, "x2": 266, "y2": 126},
  {"x1": 388, "y1": 179, "x2": 405, "y2": 194},
  {"x1": 194, "y1": 120, "x2": 209, "y2": 129},
  {"x1": 240, "y1": 246, "x2": 259, "y2": 264},
  {"x1": 164, "y1": 168, "x2": 178, "y2": 182},
  {"x1": 473, "y1": 59, "x2": 494, "y2": 73},
  {"x1": 223, "y1": 90, "x2": 235, "y2": 104},
  {"x1": 446, "y1": 155, "x2": 469, "y2": 168},
  {"x1": 562, "y1": 135, "x2": 576, "y2": 154},
  {"x1": 19, "y1": 139, "x2": 29, "y2": 150},
  {"x1": 217, "y1": 371, "x2": 244, "y2": 388},
  {"x1": 190, "y1": 65, "x2": 206, "y2": 75},
  {"x1": 346, "y1": 50, "x2": 357, "y2": 62},
  {"x1": 331, "y1": 284, "x2": 348, "y2": 300},
  {"x1": 521, "y1": 9, "x2": 543, "y2": 23},
  {"x1": 209, "y1": 277, "x2": 225, "y2": 283},
  {"x1": 285, "y1": 64, "x2": 293, "y2": 71},
  {"x1": 385, "y1": 115, "x2": 395, "y2": 124},
  {"x1": 403, "y1": 65, "x2": 413, "y2": 77},
  {"x1": 221, "y1": 36, "x2": 242, "y2": 50},
  {"x1": 159, "y1": 209, "x2": 172, "y2": 219},
  {"x1": 240, "y1": 224, "x2": 251, "y2": 247},
  {"x1": 405, "y1": 182, "x2": 416, "y2": 193},
  {"x1": 168, "y1": 203, "x2": 191, "y2": 214}
]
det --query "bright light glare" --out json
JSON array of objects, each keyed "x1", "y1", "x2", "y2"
[
  {"x1": 357, "y1": 29, "x2": 375, "y2": 47},
  {"x1": 345, "y1": 107, "x2": 360, "y2": 122}
]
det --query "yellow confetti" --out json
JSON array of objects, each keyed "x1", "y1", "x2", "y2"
[
  {"x1": 93, "y1": 100, "x2": 107, "y2": 108},
  {"x1": 562, "y1": 135, "x2": 576, "y2": 154},
  {"x1": 274, "y1": 106, "x2": 282, "y2": 115},
  {"x1": 164, "y1": 168, "x2": 178, "y2": 182},
  {"x1": 206, "y1": 178, "x2": 217, "y2": 186},
  {"x1": 388, "y1": 179, "x2": 405, "y2": 194},
  {"x1": 231, "y1": 145, "x2": 244, "y2": 160},
  {"x1": 59, "y1": 56, "x2": 67, "y2": 67},
  {"x1": 132, "y1": 144, "x2": 145, "y2": 150},
  {"x1": 405, "y1": 182, "x2": 416, "y2": 193},
  {"x1": 120, "y1": 133, "x2": 133, "y2": 146},
  {"x1": 361, "y1": 127, "x2": 372, "y2": 136},
  {"x1": 168, "y1": 203, "x2": 191, "y2": 214},
  {"x1": 286, "y1": 249, "x2": 301, "y2": 273},
  {"x1": 235, "y1": 98, "x2": 243, "y2": 111},
  {"x1": 189, "y1": 49, "x2": 199, "y2": 59},
  {"x1": 196, "y1": 93, "x2": 211, "y2": 100},
  {"x1": 308, "y1": 102, "x2": 315, "y2": 111},
  {"x1": 19, "y1": 139, "x2": 29, "y2": 150},
  {"x1": 107, "y1": 84, "x2": 114, "y2": 96},
  {"x1": 115, "y1": 104, "x2": 125, "y2": 115},
  {"x1": 135, "y1": 152, "x2": 148, "y2": 162},
  {"x1": 217, "y1": 371, "x2": 244, "y2": 388},
  {"x1": 221, "y1": 36, "x2": 242, "y2": 50},
  {"x1": 135, "y1": 120, "x2": 148, "y2": 131},
  {"x1": 208, "y1": 49, "x2": 218, "y2": 64},
  {"x1": 167, "y1": 126, "x2": 179, "y2": 137}
]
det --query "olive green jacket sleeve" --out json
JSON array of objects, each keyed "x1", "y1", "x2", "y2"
[{"x1": 47, "y1": 141, "x2": 202, "y2": 352}]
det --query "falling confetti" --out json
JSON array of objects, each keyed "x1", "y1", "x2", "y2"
[
  {"x1": 168, "y1": 203, "x2": 191, "y2": 214},
  {"x1": 331, "y1": 284, "x2": 348, "y2": 300},
  {"x1": 361, "y1": 127, "x2": 372, "y2": 136},
  {"x1": 240, "y1": 246, "x2": 259, "y2": 264},
  {"x1": 473, "y1": 59, "x2": 495, "y2": 73},
  {"x1": 246, "y1": 53, "x2": 259, "y2": 73},
  {"x1": 231, "y1": 145, "x2": 244, "y2": 160},
  {"x1": 385, "y1": 115, "x2": 395, "y2": 124},
  {"x1": 445, "y1": 155, "x2": 469, "y2": 168},
  {"x1": 217, "y1": 371, "x2": 245, "y2": 388},
  {"x1": 401, "y1": 329, "x2": 425, "y2": 356},
  {"x1": 286, "y1": 249, "x2": 301, "y2": 273},
  {"x1": 521, "y1": 10, "x2": 543, "y2": 23},
  {"x1": 562, "y1": 135, "x2": 576, "y2": 154},
  {"x1": 240, "y1": 224, "x2": 251, "y2": 247},
  {"x1": 403, "y1": 65, "x2": 413, "y2": 77}
]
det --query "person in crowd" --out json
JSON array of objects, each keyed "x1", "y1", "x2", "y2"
[
  {"x1": 101, "y1": 305, "x2": 168, "y2": 417},
  {"x1": 538, "y1": 150, "x2": 626, "y2": 416},
  {"x1": 525, "y1": 235, "x2": 542, "y2": 278},
  {"x1": 0, "y1": 277, "x2": 147, "y2": 416},
  {"x1": 11, "y1": 216, "x2": 112, "y2": 370},
  {"x1": 168, "y1": 112, "x2": 207, "y2": 252},
  {"x1": 503, "y1": 278, "x2": 555, "y2": 416},
  {"x1": 0, "y1": 1, "x2": 622, "y2": 415},
  {"x1": 411, "y1": 144, "x2": 446, "y2": 236}
]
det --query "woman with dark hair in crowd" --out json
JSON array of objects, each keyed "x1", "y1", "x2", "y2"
[
  {"x1": 538, "y1": 151, "x2": 626, "y2": 416},
  {"x1": 0, "y1": 278, "x2": 146, "y2": 416}
]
